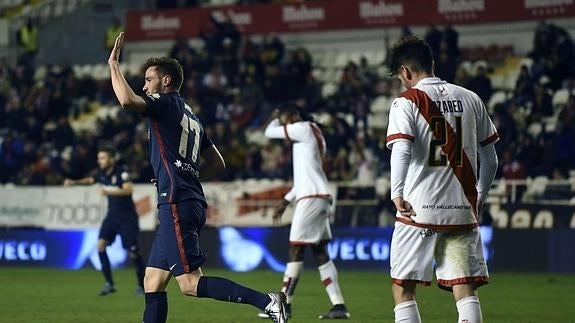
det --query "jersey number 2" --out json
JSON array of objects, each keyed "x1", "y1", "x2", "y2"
[
  {"x1": 179, "y1": 115, "x2": 200, "y2": 162},
  {"x1": 429, "y1": 116, "x2": 463, "y2": 167}
]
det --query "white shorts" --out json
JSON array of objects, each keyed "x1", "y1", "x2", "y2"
[
  {"x1": 390, "y1": 222, "x2": 489, "y2": 290},
  {"x1": 289, "y1": 197, "x2": 332, "y2": 244}
]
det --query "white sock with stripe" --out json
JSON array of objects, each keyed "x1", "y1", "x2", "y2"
[
  {"x1": 456, "y1": 296, "x2": 483, "y2": 323},
  {"x1": 281, "y1": 261, "x2": 303, "y2": 304},
  {"x1": 318, "y1": 260, "x2": 345, "y2": 305},
  {"x1": 394, "y1": 300, "x2": 421, "y2": 323}
]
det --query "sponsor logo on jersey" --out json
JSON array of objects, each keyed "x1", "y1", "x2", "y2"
[{"x1": 174, "y1": 159, "x2": 199, "y2": 178}]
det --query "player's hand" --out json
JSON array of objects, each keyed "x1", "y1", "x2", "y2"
[
  {"x1": 392, "y1": 197, "x2": 416, "y2": 221},
  {"x1": 272, "y1": 200, "x2": 289, "y2": 225},
  {"x1": 107, "y1": 32, "x2": 124, "y2": 66},
  {"x1": 63, "y1": 178, "x2": 74, "y2": 186},
  {"x1": 98, "y1": 186, "x2": 108, "y2": 196}
]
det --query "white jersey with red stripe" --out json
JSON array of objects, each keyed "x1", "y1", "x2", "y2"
[
  {"x1": 386, "y1": 77, "x2": 499, "y2": 228},
  {"x1": 264, "y1": 119, "x2": 331, "y2": 201}
]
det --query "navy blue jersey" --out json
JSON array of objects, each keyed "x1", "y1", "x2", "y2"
[
  {"x1": 93, "y1": 165, "x2": 137, "y2": 216},
  {"x1": 143, "y1": 92, "x2": 212, "y2": 205}
]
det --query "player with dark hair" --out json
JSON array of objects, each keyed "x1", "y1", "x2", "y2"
[
  {"x1": 64, "y1": 146, "x2": 145, "y2": 296},
  {"x1": 107, "y1": 32, "x2": 288, "y2": 323},
  {"x1": 385, "y1": 35, "x2": 499, "y2": 323},
  {"x1": 260, "y1": 102, "x2": 350, "y2": 320}
]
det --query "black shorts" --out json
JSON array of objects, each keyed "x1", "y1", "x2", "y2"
[
  {"x1": 146, "y1": 199, "x2": 206, "y2": 276},
  {"x1": 99, "y1": 212, "x2": 140, "y2": 251}
]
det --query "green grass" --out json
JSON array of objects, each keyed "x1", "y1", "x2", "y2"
[{"x1": 1, "y1": 267, "x2": 574, "y2": 322}]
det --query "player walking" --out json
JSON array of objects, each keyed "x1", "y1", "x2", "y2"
[
  {"x1": 261, "y1": 102, "x2": 350, "y2": 320},
  {"x1": 385, "y1": 36, "x2": 499, "y2": 323}
]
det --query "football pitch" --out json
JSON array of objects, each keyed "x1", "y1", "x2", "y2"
[{"x1": 1, "y1": 268, "x2": 573, "y2": 322}]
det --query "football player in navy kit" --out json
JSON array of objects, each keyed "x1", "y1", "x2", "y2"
[
  {"x1": 64, "y1": 146, "x2": 145, "y2": 296},
  {"x1": 107, "y1": 32, "x2": 288, "y2": 323}
]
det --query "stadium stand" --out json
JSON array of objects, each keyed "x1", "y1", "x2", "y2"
[{"x1": 0, "y1": 1, "x2": 574, "y2": 210}]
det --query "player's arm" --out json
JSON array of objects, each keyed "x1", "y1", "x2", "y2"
[
  {"x1": 264, "y1": 118, "x2": 308, "y2": 142},
  {"x1": 63, "y1": 177, "x2": 95, "y2": 186},
  {"x1": 102, "y1": 182, "x2": 134, "y2": 196},
  {"x1": 273, "y1": 188, "x2": 294, "y2": 225},
  {"x1": 198, "y1": 145, "x2": 226, "y2": 180},
  {"x1": 264, "y1": 118, "x2": 285, "y2": 139},
  {"x1": 476, "y1": 144, "x2": 498, "y2": 210},
  {"x1": 389, "y1": 140, "x2": 416, "y2": 220},
  {"x1": 107, "y1": 32, "x2": 147, "y2": 113}
]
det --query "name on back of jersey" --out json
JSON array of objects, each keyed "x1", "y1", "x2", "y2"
[{"x1": 434, "y1": 100, "x2": 463, "y2": 113}]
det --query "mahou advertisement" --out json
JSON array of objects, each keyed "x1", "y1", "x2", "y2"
[{"x1": 125, "y1": 0, "x2": 575, "y2": 41}]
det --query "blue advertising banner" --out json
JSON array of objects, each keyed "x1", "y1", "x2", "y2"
[
  {"x1": 0, "y1": 229, "x2": 128, "y2": 269},
  {"x1": 0, "y1": 226, "x2": 496, "y2": 272}
]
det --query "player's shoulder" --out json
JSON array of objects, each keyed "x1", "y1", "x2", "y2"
[
  {"x1": 145, "y1": 93, "x2": 165, "y2": 102},
  {"x1": 146, "y1": 92, "x2": 180, "y2": 104},
  {"x1": 393, "y1": 89, "x2": 422, "y2": 109},
  {"x1": 446, "y1": 82, "x2": 482, "y2": 101},
  {"x1": 115, "y1": 165, "x2": 132, "y2": 181}
]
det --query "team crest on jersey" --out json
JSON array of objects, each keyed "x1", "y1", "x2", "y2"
[{"x1": 147, "y1": 93, "x2": 161, "y2": 100}]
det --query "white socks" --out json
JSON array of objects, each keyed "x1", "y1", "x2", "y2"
[
  {"x1": 456, "y1": 296, "x2": 483, "y2": 323},
  {"x1": 281, "y1": 261, "x2": 303, "y2": 304},
  {"x1": 318, "y1": 260, "x2": 345, "y2": 305},
  {"x1": 393, "y1": 296, "x2": 481, "y2": 323},
  {"x1": 394, "y1": 300, "x2": 422, "y2": 323}
]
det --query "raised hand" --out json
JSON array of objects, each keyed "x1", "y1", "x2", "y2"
[{"x1": 107, "y1": 32, "x2": 125, "y2": 66}]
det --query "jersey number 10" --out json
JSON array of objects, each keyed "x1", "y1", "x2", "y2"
[
  {"x1": 429, "y1": 116, "x2": 463, "y2": 167},
  {"x1": 179, "y1": 114, "x2": 201, "y2": 163}
]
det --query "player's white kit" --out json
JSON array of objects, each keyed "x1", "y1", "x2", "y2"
[
  {"x1": 386, "y1": 77, "x2": 499, "y2": 228},
  {"x1": 265, "y1": 119, "x2": 332, "y2": 244},
  {"x1": 386, "y1": 77, "x2": 499, "y2": 288}
]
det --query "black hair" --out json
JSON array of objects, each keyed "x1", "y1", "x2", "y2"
[
  {"x1": 387, "y1": 35, "x2": 434, "y2": 77},
  {"x1": 276, "y1": 101, "x2": 316, "y2": 123},
  {"x1": 98, "y1": 146, "x2": 116, "y2": 158},
  {"x1": 143, "y1": 57, "x2": 184, "y2": 91}
]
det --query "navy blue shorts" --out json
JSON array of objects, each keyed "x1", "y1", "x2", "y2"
[
  {"x1": 147, "y1": 199, "x2": 206, "y2": 276},
  {"x1": 99, "y1": 212, "x2": 140, "y2": 251}
]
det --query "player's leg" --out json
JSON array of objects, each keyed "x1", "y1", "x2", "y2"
[
  {"x1": 166, "y1": 200, "x2": 287, "y2": 322},
  {"x1": 390, "y1": 222, "x2": 437, "y2": 323},
  {"x1": 258, "y1": 241, "x2": 304, "y2": 319},
  {"x1": 312, "y1": 241, "x2": 348, "y2": 319},
  {"x1": 392, "y1": 282, "x2": 420, "y2": 323},
  {"x1": 282, "y1": 244, "x2": 305, "y2": 317},
  {"x1": 143, "y1": 231, "x2": 172, "y2": 323},
  {"x1": 97, "y1": 216, "x2": 117, "y2": 295},
  {"x1": 120, "y1": 214, "x2": 145, "y2": 294},
  {"x1": 311, "y1": 241, "x2": 350, "y2": 319},
  {"x1": 435, "y1": 228, "x2": 488, "y2": 323}
]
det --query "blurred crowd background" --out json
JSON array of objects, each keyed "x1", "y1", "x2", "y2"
[{"x1": 0, "y1": 5, "x2": 574, "y2": 207}]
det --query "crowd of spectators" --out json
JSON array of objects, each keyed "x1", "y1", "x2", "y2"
[{"x1": 0, "y1": 20, "x2": 574, "y2": 204}]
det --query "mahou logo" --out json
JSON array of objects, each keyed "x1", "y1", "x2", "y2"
[
  {"x1": 212, "y1": 10, "x2": 252, "y2": 26},
  {"x1": 282, "y1": 5, "x2": 325, "y2": 23},
  {"x1": 359, "y1": 1, "x2": 404, "y2": 18},
  {"x1": 525, "y1": 0, "x2": 573, "y2": 8},
  {"x1": 438, "y1": 0, "x2": 485, "y2": 13},
  {"x1": 140, "y1": 15, "x2": 181, "y2": 31}
]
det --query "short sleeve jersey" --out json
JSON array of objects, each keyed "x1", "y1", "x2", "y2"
[
  {"x1": 143, "y1": 92, "x2": 213, "y2": 205},
  {"x1": 265, "y1": 119, "x2": 331, "y2": 200},
  {"x1": 386, "y1": 77, "x2": 499, "y2": 227},
  {"x1": 93, "y1": 165, "x2": 136, "y2": 216}
]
